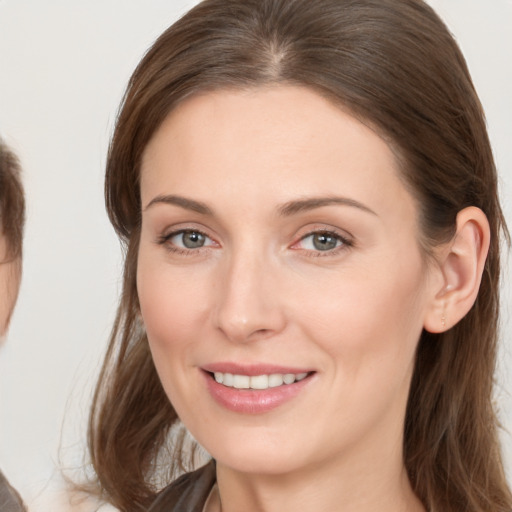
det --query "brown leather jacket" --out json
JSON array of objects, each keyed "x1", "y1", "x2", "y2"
[{"x1": 147, "y1": 461, "x2": 216, "y2": 512}]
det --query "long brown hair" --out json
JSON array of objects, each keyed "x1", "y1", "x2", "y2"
[
  {"x1": 0, "y1": 139, "x2": 26, "y2": 510},
  {"x1": 0, "y1": 138, "x2": 25, "y2": 262},
  {"x1": 87, "y1": 1, "x2": 511, "y2": 510},
  {"x1": 0, "y1": 138, "x2": 25, "y2": 334}
]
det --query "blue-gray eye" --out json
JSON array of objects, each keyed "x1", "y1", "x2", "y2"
[
  {"x1": 171, "y1": 230, "x2": 208, "y2": 249},
  {"x1": 312, "y1": 233, "x2": 339, "y2": 251},
  {"x1": 300, "y1": 232, "x2": 344, "y2": 251}
]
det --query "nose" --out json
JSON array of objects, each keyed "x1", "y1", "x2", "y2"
[{"x1": 213, "y1": 248, "x2": 287, "y2": 343}]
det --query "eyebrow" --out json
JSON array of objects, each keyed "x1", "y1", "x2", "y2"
[
  {"x1": 278, "y1": 196, "x2": 377, "y2": 217},
  {"x1": 144, "y1": 194, "x2": 213, "y2": 215},
  {"x1": 144, "y1": 194, "x2": 377, "y2": 217}
]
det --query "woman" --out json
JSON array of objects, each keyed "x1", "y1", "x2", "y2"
[
  {"x1": 0, "y1": 138, "x2": 26, "y2": 511},
  {"x1": 86, "y1": 0, "x2": 512, "y2": 511}
]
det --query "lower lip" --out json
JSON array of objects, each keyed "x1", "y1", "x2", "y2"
[{"x1": 202, "y1": 371, "x2": 314, "y2": 414}]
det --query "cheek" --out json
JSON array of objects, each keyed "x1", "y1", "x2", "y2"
[
  {"x1": 136, "y1": 252, "x2": 217, "y2": 415},
  {"x1": 136, "y1": 252, "x2": 211, "y2": 358},
  {"x1": 289, "y1": 257, "x2": 427, "y2": 445},
  {"x1": 294, "y1": 254, "x2": 427, "y2": 368}
]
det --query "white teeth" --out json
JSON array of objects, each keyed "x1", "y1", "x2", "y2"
[
  {"x1": 212, "y1": 371, "x2": 309, "y2": 390},
  {"x1": 268, "y1": 374, "x2": 284, "y2": 387},
  {"x1": 283, "y1": 373, "x2": 295, "y2": 384},
  {"x1": 233, "y1": 374, "x2": 250, "y2": 389},
  {"x1": 250, "y1": 375, "x2": 269, "y2": 389}
]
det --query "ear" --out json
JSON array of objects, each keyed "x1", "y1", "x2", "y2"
[{"x1": 423, "y1": 207, "x2": 490, "y2": 333}]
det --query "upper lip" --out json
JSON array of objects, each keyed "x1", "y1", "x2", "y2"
[{"x1": 202, "y1": 362, "x2": 314, "y2": 376}]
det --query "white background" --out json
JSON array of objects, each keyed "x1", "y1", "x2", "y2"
[{"x1": 0, "y1": 1, "x2": 510, "y2": 510}]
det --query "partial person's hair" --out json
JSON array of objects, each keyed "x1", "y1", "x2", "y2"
[
  {"x1": 86, "y1": 1, "x2": 511, "y2": 511},
  {"x1": 0, "y1": 139, "x2": 27, "y2": 511},
  {"x1": 0, "y1": 137, "x2": 25, "y2": 333},
  {"x1": 0, "y1": 138, "x2": 25, "y2": 262}
]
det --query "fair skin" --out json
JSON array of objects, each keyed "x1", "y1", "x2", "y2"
[
  {"x1": 137, "y1": 86, "x2": 489, "y2": 512},
  {"x1": 0, "y1": 234, "x2": 20, "y2": 340}
]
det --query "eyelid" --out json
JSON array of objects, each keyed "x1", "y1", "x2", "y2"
[{"x1": 157, "y1": 221, "x2": 215, "y2": 240}]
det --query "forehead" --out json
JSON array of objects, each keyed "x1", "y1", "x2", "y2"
[{"x1": 140, "y1": 85, "x2": 415, "y2": 221}]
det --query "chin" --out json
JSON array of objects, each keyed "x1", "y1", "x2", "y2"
[
  {"x1": 216, "y1": 451, "x2": 302, "y2": 476},
  {"x1": 197, "y1": 429, "x2": 311, "y2": 476}
]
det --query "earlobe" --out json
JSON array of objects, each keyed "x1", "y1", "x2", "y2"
[{"x1": 423, "y1": 207, "x2": 490, "y2": 333}]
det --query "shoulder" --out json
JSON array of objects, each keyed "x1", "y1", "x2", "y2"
[
  {"x1": 0, "y1": 470, "x2": 26, "y2": 512},
  {"x1": 148, "y1": 461, "x2": 216, "y2": 512}
]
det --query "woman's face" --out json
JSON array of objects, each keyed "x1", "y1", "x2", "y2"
[{"x1": 137, "y1": 86, "x2": 438, "y2": 476}]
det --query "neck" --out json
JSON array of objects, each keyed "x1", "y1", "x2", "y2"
[{"x1": 210, "y1": 438, "x2": 425, "y2": 512}]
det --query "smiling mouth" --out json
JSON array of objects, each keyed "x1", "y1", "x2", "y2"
[
  {"x1": 203, "y1": 368, "x2": 315, "y2": 413},
  {"x1": 209, "y1": 371, "x2": 312, "y2": 390}
]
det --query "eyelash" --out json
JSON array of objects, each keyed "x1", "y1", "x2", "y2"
[
  {"x1": 293, "y1": 230, "x2": 353, "y2": 257},
  {"x1": 156, "y1": 229, "x2": 215, "y2": 256},
  {"x1": 156, "y1": 228, "x2": 353, "y2": 257}
]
